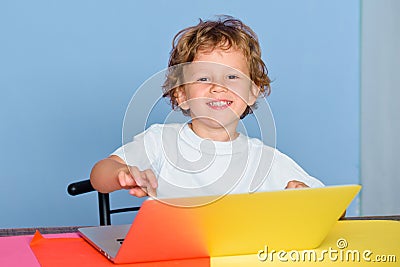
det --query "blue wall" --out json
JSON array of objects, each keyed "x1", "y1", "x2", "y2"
[{"x1": 0, "y1": 0, "x2": 360, "y2": 228}]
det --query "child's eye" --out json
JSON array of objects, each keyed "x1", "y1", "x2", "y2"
[
  {"x1": 227, "y1": 75, "x2": 239, "y2": 80},
  {"x1": 197, "y1": 77, "x2": 210, "y2": 82}
]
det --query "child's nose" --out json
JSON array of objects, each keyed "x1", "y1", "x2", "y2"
[{"x1": 210, "y1": 83, "x2": 228, "y2": 93}]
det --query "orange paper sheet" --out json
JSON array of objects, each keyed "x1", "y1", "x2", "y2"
[{"x1": 30, "y1": 231, "x2": 210, "y2": 267}]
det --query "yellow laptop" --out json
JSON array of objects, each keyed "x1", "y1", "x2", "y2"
[{"x1": 78, "y1": 184, "x2": 361, "y2": 264}]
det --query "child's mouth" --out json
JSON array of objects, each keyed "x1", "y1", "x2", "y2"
[{"x1": 206, "y1": 100, "x2": 233, "y2": 109}]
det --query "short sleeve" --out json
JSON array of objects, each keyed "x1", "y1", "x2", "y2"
[
  {"x1": 111, "y1": 124, "x2": 161, "y2": 171},
  {"x1": 274, "y1": 150, "x2": 325, "y2": 188}
]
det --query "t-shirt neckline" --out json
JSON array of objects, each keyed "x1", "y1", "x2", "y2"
[{"x1": 180, "y1": 123, "x2": 248, "y2": 155}]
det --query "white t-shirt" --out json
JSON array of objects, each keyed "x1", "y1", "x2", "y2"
[{"x1": 112, "y1": 123, "x2": 323, "y2": 198}]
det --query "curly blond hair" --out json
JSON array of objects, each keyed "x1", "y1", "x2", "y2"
[{"x1": 162, "y1": 16, "x2": 271, "y2": 119}]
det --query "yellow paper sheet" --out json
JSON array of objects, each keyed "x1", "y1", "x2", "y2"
[{"x1": 211, "y1": 220, "x2": 400, "y2": 266}]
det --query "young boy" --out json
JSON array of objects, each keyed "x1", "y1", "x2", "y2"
[{"x1": 90, "y1": 16, "x2": 323, "y2": 199}]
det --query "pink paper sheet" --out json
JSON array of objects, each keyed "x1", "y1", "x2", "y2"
[{"x1": 0, "y1": 233, "x2": 79, "y2": 267}]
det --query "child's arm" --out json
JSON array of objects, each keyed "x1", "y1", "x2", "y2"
[{"x1": 90, "y1": 155, "x2": 158, "y2": 197}]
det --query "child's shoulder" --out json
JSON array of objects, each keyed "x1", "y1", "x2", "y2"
[
  {"x1": 146, "y1": 123, "x2": 185, "y2": 132},
  {"x1": 142, "y1": 123, "x2": 187, "y2": 140},
  {"x1": 244, "y1": 135, "x2": 275, "y2": 152},
  {"x1": 244, "y1": 136, "x2": 297, "y2": 164}
]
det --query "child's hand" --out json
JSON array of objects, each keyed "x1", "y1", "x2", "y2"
[
  {"x1": 285, "y1": 180, "x2": 309, "y2": 189},
  {"x1": 118, "y1": 166, "x2": 158, "y2": 197}
]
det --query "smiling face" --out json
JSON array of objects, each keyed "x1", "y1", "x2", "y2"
[{"x1": 175, "y1": 47, "x2": 258, "y2": 141}]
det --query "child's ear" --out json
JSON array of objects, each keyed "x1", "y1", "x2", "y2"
[
  {"x1": 248, "y1": 83, "x2": 260, "y2": 105},
  {"x1": 174, "y1": 87, "x2": 189, "y2": 110}
]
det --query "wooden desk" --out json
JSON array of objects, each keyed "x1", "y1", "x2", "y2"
[
  {"x1": 0, "y1": 226, "x2": 81, "y2": 237},
  {"x1": 343, "y1": 215, "x2": 400, "y2": 221}
]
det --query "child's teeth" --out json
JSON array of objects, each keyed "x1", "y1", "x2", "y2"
[{"x1": 210, "y1": 101, "x2": 231, "y2": 106}]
